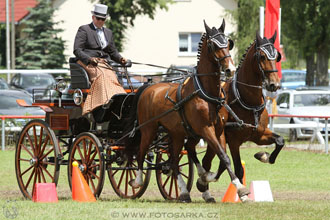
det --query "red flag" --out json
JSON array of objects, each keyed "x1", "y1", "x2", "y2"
[{"x1": 265, "y1": 0, "x2": 281, "y2": 78}]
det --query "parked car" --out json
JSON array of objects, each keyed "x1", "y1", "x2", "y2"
[
  {"x1": 274, "y1": 88, "x2": 330, "y2": 141},
  {"x1": 0, "y1": 78, "x2": 9, "y2": 89},
  {"x1": 117, "y1": 75, "x2": 144, "y2": 89},
  {"x1": 281, "y1": 69, "x2": 306, "y2": 89},
  {"x1": 0, "y1": 89, "x2": 45, "y2": 116},
  {"x1": 10, "y1": 73, "x2": 56, "y2": 97},
  {"x1": 162, "y1": 65, "x2": 195, "y2": 82}
]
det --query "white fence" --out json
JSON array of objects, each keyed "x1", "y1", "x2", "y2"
[{"x1": 268, "y1": 114, "x2": 329, "y2": 154}]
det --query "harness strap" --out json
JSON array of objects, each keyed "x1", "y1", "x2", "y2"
[
  {"x1": 192, "y1": 67, "x2": 226, "y2": 105},
  {"x1": 232, "y1": 73, "x2": 266, "y2": 112},
  {"x1": 176, "y1": 83, "x2": 200, "y2": 139},
  {"x1": 192, "y1": 67, "x2": 249, "y2": 128},
  {"x1": 115, "y1": 86, "x2": 201, "y2": 145},
  {"x1": 230, "y1": 73, "x2": 266, "y2": 129}
]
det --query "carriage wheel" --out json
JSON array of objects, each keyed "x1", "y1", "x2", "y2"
[
  {"x1": 155, "y1": 150, "x2": 194, "y2": 200},
  {"x1": 15, "y1": 120, "x2": 60, "y2": 199},
  {"x1": 68, "y1": 132, "x2": 105, "y2": 198},
  {"x1": 107, "y1": 147, "x2": 152, "y2": 199}
]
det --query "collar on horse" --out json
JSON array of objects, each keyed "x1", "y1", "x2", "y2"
[
  {"x1": 191, "y1": 67, "x2": 245, "y2": 129},
  {"x1": 192, "y1": 67, "x2": 226, "y2": 106},
  {"x1": 167, "y1": 67, "x2": 228, "y2": 139},
  {"x1": 229, "y1": 72, "x2": 266, "y2": 128}
]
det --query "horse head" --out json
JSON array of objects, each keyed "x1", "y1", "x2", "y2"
[
  {"x1": 203, "y1": 19, "x2": 236, "y2": 78},
  {"x1": 255, "y1": 31, "x2": 281, "y2": 92}
]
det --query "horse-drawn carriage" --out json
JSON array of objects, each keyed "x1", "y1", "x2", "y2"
[
  {"x1": 14, "y1": 57, "x2": 194, "y2": 200},
  {"x1": 14, "y1": 20, "x2": 284, "y2": 203}
]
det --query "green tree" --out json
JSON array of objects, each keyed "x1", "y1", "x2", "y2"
[
  {"x1": 282, "y1": 0, "x2": 330, "y2": 86},
  {"x1": 16, "y1": 0, "x2": 66, "y2": 69},
  {"x1": 227, "y1": 0, "x2": 264, "y2": 63},
  {"x1": 94, "y1": 0, "x2": 171, "y2": 52}
]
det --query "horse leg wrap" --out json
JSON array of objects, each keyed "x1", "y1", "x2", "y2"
[
  {"x1": 200, "y1": 171, "x2": 217, "y2": 183},
  {"x1": 196, "y1": 178, "x2": 208, "y2": 192}
]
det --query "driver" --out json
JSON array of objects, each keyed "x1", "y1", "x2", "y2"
[{"x1": 73, "y1": 3, "x2": 127, "y2": 115}]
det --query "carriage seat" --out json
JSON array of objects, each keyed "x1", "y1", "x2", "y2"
[
  {"x1": 92, "y1": 93, "x2": 135, "y2": 124},
  {"x1": 69, "y1": 57, "x2": 90, "y2": 89},
  {"x1": 69, "y1": 58, "x2": 132, "y2": 90}
]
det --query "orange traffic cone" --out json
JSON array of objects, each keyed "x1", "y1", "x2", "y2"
[
  {"x1": 221, "y1": 160, "x2": 246, "y2": 203},
  {"x1": 71, "y1": 161, "x2": 96, "y2": 202}
]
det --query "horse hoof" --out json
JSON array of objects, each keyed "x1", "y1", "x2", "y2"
[
  {"x1": 178, "y1": 194, "x2": 191, "y2": 203},
  {"x1": 196, "y1": 178, "x2": 208, "y2": 192},
  {"x1": 202, "y1": 191, "x2": 215, "y2": 203},
  {"x1": 237, "y1": 187, "x2": 250, "y2": 198},
  {"x1": 128, "y1": 179, "x2": 140, "y2": 189},
  {"x1": 240, "y1": 195, "x2": 253, "y2": 203},
  {"x1": 205, "y1": 197, "x2": 216, "y2": 203},
  {"x1": 254, "y1": 152, "x2": 270, "y2": 163}
]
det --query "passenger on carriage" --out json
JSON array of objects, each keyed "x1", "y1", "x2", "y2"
[{"x1": 73, "y1": 3, "x2": 128, "y2": 115}]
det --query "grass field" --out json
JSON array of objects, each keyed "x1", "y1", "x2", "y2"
[{"x1": 0, "y1": 146, "x2": 329, "y2": 220}]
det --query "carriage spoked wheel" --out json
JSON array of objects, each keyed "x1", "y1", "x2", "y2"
[
  {"x1": 68, "y1": 132, "x2": 105, "y2": 198},
  {"x1": 155, "y1": 149, "x2": 194, "y2": 200},
  {"x1": 107, "y1": 147, "x2": 152, "y2": 199},
  {"x1": 15, "y1": 120, "x2": 60, "y2": 199}
]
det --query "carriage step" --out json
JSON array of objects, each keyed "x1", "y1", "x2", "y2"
[{"x1": 59, "y1": 160, "x2": 69, "y2": 165}]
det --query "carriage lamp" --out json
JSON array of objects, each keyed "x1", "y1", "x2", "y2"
[
  {"x1": 73, "y1": 89, "x2": 83, "y2": 106},
  {"x1": 55, "y1": 77, "x2": 67, "y2": 93},
  {"x1": 54, "y1": 76, "x2": 66, "y2": 107}
]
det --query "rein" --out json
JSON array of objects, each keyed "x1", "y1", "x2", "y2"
[
  {"x1": 131, "y1": 61, "x2": 228, "y2": 78},
  {"x1": 236, "y1": 80, "x2": 263, "y2": 89}
]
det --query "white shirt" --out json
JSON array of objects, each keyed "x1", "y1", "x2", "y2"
[{"x1": 93, "y1": 23, "x2": 108, "y2": 49}]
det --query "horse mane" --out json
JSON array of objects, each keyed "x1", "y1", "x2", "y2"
[
  {"x1": 236, "y1": 40, "x2": 256, "y2": 72},
  {"x1": 197, "y1": 33, "x2": 207, "y2": 65}
]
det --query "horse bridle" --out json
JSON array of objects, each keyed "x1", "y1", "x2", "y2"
[
  {"x1": 255, "y1": 42, "x2": 279, "y2": 81},
  {"x1": 228, "y1": 42, "x2": 281, "y2": 128},
  {"x1": 207, "y1": 32, "x2": 232, "y2": 75}
]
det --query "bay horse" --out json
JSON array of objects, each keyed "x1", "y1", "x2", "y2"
[
  {"x1": 125, "y1": 20, "x2": 251, "y2": 202},
  {"x1": 186, "y1": 31, "x2": 284, "y2": 202}
]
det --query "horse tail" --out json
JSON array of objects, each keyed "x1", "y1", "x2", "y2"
[{"x1": 123, "y1": 84, "x2": 149, "y2": 157}]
